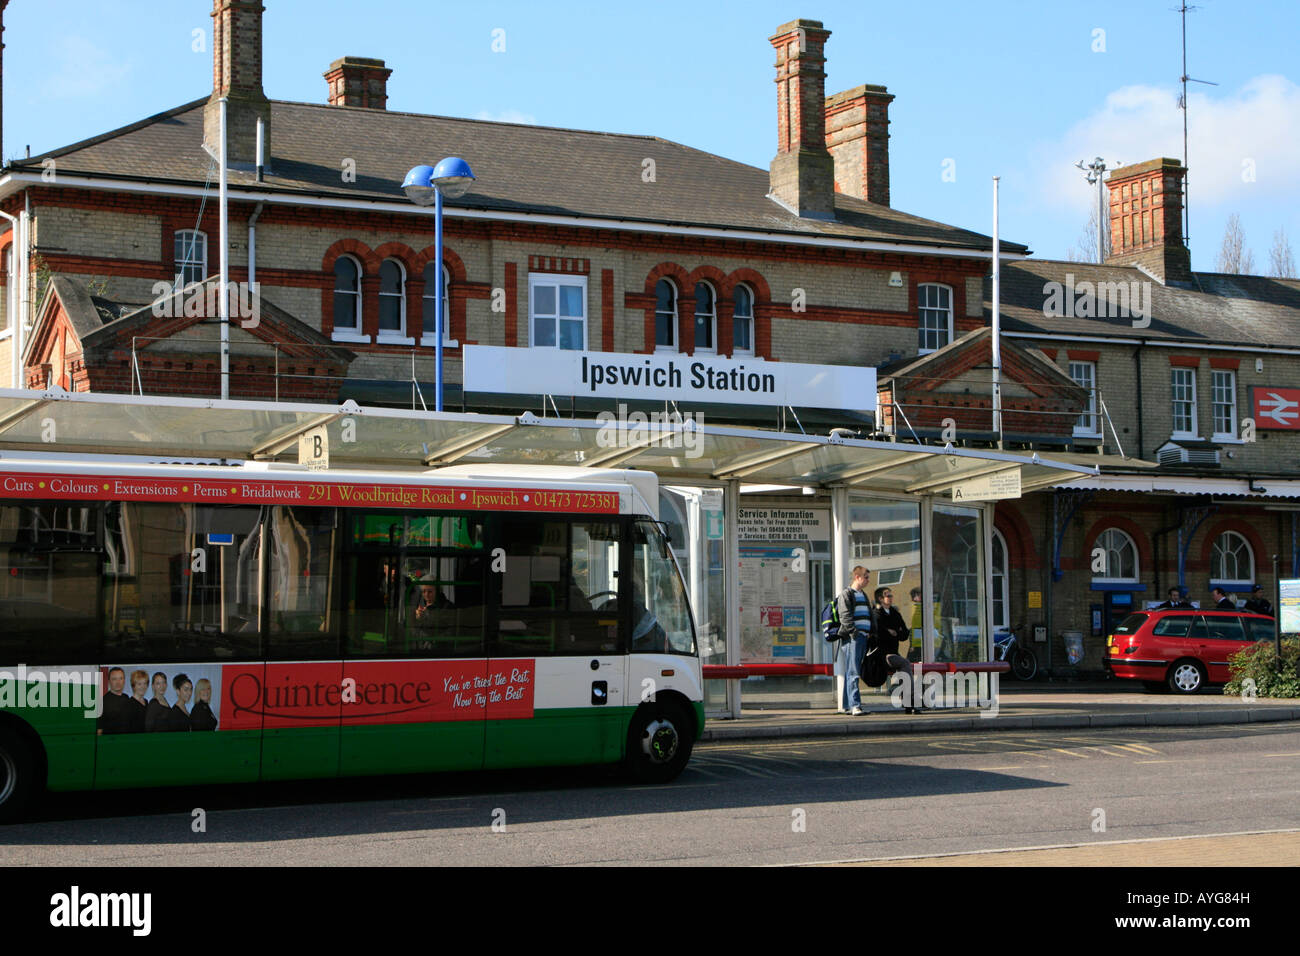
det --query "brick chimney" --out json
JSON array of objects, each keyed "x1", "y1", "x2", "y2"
[
  {"x1": 1105, "y1": 158, "x2": 1191, "y2": 284},
  {"x1": 204, "y1": 0, "x2": 271, "y2": 167},
  {"x1": 324, "y1": 57, "x2": 392, "y2": 109},
  {"x1": 824, "y1": 84, "x2": 893, "y2": 206},
  {"x1": 768, "y1": 19, "x2": 836, "y2": 220}
]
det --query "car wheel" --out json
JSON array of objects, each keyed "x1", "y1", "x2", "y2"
[
  {"x1": 625, "y1": 702, "x2": 694, "y2": 784},
  {"x1": 0, "y1": 726, "x2": 37, "y2": 825},
  {"x1": 1167, "y1": 659, "x2": 1206, "y2": 695}
]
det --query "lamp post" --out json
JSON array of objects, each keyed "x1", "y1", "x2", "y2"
[{"x1": 402, "y1": 157, "x2": 476, "y2": 412}]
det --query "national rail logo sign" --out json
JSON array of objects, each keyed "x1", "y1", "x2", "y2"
[{"x1": 1250, "y1": 387, "x2": 1300, "y2": 430}]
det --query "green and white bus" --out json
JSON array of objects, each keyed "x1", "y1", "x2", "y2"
[{"x1": 0, "y1": 457, "x2": 701, "y2": 822}]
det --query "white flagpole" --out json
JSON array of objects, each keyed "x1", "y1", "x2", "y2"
[
  {"x1": 219, "y1": 97, "x2": 230, "y2": 401},
  {"x1": 992, "y1": 176, "x2": 1002, "y2": 449}
]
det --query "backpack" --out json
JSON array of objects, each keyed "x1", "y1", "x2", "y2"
[{"x1": 821, "y1": 588, "x2": 851, "y2": 642}]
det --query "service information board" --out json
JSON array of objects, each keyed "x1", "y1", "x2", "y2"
[
  {"x1": 737, "y1": 508, "x2": 829, "y2": 543},
  {"x1": 738, "y1": 546, "x2": 809, "y2": 663},
  {"x1": 1280, "y1": 578, "x2": 1300, "y2": 634}
]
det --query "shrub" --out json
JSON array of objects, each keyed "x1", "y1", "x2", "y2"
[{"x1": 1224, "y1": 638, "x2": 1300, "y2": 699}]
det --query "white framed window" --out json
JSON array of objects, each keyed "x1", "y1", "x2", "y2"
[
  {"x1": 991, "y1": 528, "x2": 1009, "y2": 631},
  {"x1": 1211, "y1": 530, "x2": 1253, "y2": 588},
  {"x1": 421, "y1": 262, "x2": 456, "y2": 347},
  {"x1": 174, "y1": 230, "x2": 207, "y2": 287},
  {"x1": 1092, "y1": 528, "x2": 1138, "y2": 583},
  {"x1": 1171, "y1": 366, "x2": 1197, "y2": 437},
  {"x1": 1211, "y1": 369, "x2": 1237, "y2": 440},
  {"x1": 1069, "y1": 360, "x2": 1099, "y2": 437},
  {"x1": 529, "y1": 273, "x2": 587, "y2": 350},
  {"x1": 732, "y1": 283, "x2": 754, "y2": 356},
  {"x1": 917, "y1": 283, "x2": 952, "y2": 353},
  {"x1": 378, "y1": 259, "x2": 413, "y2": 343},
  {"x1": 331, "y1": 255, "x2": 365, "y2": 341},
  {"x1": 654, "y1": 279, "x2": 677, "y2": 351},
  {"x1": 693, "y1": 281, "x2": 716, "y2": 353}
]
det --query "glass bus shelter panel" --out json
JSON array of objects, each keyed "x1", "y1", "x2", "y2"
[
  {"x1": 932, "y1": 504, "x2": 986, "y2": 662},
  {"x1": 849, "y1": 497, "x2": 923, "y2": 663},
  {"x1": 661, "y1": 486, "x2": 727, "y2": 711},
  {"x1": 620, "y1": 432, "x2": 786, "y2": 478},
  {"x1": 456, "y1": 427, "x2": 593, "y2": 468},
  {"x1": 326, "y1": 417, "x2": 515, "y2": 466}
]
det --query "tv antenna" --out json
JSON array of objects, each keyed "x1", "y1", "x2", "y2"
[{"x1": 1176, "y1": 3, "x2": 1217, "y2": 255}]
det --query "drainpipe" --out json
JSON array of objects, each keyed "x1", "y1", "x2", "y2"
[
  {"x1": 247, "y1": 202, "x2": 263, "y2": 287},
  {"x1": 0, "y1": 207, "x2": 16, "y2": 388},
  {"x1": 1, "y1": 192, "x2": 30, "y2": 389},
  {"x1": 1044, "y1": 491, "x2": 1054, "y2": 673},
  {"x1": 1152, "y1": 507, "x2": 1182, "y2": 599},
  {"x1": 1133, "y1": 343, "x2": 1144, "y2": 459}
]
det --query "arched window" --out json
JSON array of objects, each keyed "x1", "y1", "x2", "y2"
[
  {"x1": 174, "y1": 230, "x2": 207, "y2": 287},
  {"x1": 991, "y1": 528, "x2": 1008, "y2": 631},
  {"x1": 1211, "y1": 531, "x2": 1254, "y2": 586},
  {"x1": 332, "y1": 255, "x2": 362, "y2": 334},
  {"x1": 693, "y1": 281, "x2": 716, "y2": 353},
  {"x1": 655, "y1": 279, "x2": 677, "y2": 350},
  {"x1": 378, "y1": 259, "x2": 406, "y2": 339},
  {"x1": 421, "y1": 262, "x2": 452, "y2": 345},
  {"x1": 1093, "y1": 528, "x2": 1138, "y2": 582},
  {"x1": 733, "y1": 283, "x2": 754, "y2": 356},
  {"x1": 917, "y1": 283, "x2": 953, "y2": 353}
]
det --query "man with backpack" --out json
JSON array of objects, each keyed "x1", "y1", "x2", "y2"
[{"x1": 831, "y1": 566, "x2": 873, "y2": 715}]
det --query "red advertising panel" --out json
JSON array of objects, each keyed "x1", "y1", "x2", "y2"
[
  {"x1": 0, "y1": 472, "x2": 620, "y2": 513},
  {"x1": 1251, "y1": 387, "x2": 1300, "y2": 430},
  {"x1": 221, "y1": 659, "x2": 535, "y2": 731}
]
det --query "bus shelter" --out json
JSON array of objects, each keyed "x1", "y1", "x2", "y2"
[{"x1": 0, "y1": 388, "x2": 1096, "y2": 716}]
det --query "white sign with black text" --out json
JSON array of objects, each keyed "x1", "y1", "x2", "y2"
[{"x1": 463, "y1": 345, "x2": 875, "y2": 412}]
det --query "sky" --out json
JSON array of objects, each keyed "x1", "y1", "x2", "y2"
[{"x1": 4, "y1": 0, "x2": 1298, "y2": 272}]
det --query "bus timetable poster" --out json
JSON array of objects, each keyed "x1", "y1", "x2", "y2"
[
  {"x1": 0, "y1": 472, "x2": 621, "y2": 514},
  {"x1": 738, "y1": 546, "x2": 809, "y2": 663}
]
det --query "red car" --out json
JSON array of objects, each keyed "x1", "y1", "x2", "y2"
[{"x1": 1104, "y1": 609, "x2": 1277, "y2": 694}]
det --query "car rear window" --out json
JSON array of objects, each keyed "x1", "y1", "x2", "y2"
[
  {"x1": 1153, "y1": 616, "x2": 1193, "y2": 636},
  {"x1": 1248, "y1": 619, "x2": 1276, "y2": 641},
  {"x1": 1113, "y1": 613, "x2": 1149, "y2": 635},
  {"x1": 1204, "y1": 616, "x2": 1247, "y2": 641}
]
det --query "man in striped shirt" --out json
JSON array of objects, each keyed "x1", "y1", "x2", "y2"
[{"x1": 834, "y1": 566, "x2": 873, "y2": 715}]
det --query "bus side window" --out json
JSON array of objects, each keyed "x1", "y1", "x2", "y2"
[
  {"x1": 101, "y1": 502, "x2": 263, "y2": 661},
  {"x1": 0, "y1": 502, "x2": 101, "y2": 662}
]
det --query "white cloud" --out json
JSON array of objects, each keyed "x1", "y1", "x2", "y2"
[
  {"x1": 41, "y1": 36, "x2": 132, "y2": 99},
  {"x1": 473, "y1": 109, "x2": 538, "y2": 126},
  {"x1": 1028, "y1": 74, "x2": 1300, "y2": 213}
]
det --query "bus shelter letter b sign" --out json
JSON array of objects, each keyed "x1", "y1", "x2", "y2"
[{"x1": 299, "y1": 426, "x2": 330, "y2": 472}]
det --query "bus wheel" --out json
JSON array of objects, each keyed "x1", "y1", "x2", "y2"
[
  {"x1": 0, "y1": 726, "x2": 37, "y2": 825},
  {"x1": 625, "y1": 703, "x2": 694, "y2": 784}
]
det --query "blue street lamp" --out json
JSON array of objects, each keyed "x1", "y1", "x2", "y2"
[{"x1": 402, "y1": 157, "x2": 476, "y2": 412}]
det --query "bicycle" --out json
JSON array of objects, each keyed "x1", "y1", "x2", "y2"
[{"x1": 994, "y1": 623, "x2": 1038, "y2": 681}]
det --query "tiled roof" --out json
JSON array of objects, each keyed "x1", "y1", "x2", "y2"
[
  {"x1": 986, "y1": 259, "x2": 1300, "y2": 346},
  {"x1": 9, "y1": 99, "x2": 1024, "y2": 254}
]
